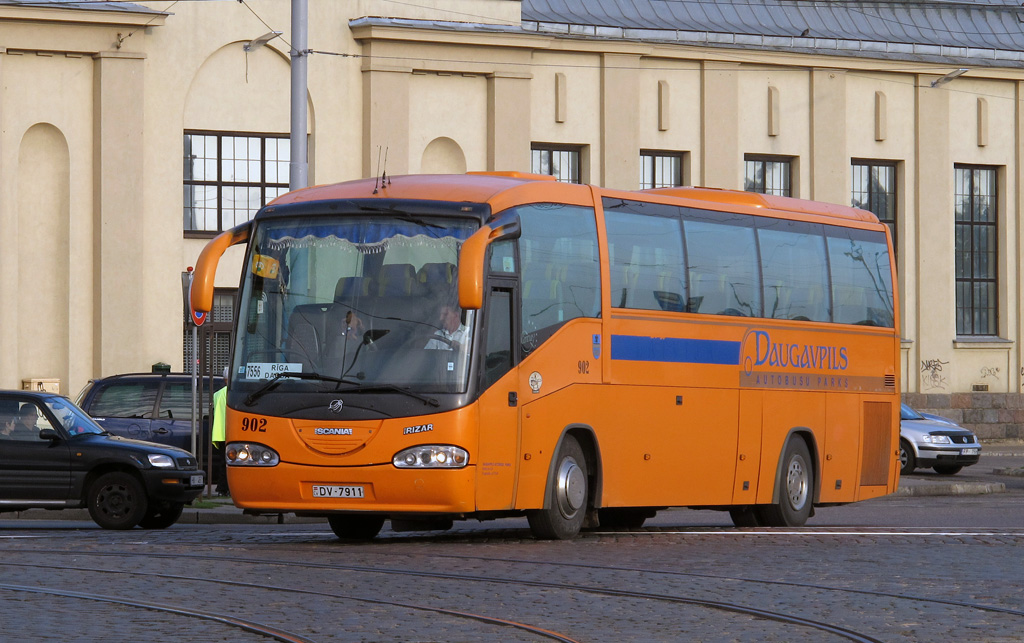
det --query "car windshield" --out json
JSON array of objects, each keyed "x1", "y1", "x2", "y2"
[
  {"x1": 44, "y1": 398, "x2": 106, "y2": 436},
  {"x1": 232, "y1": 213, "x2": 479, "y2": 396},
  {"x1": 900, "y1": 403, "x2": 925, "y2": 421}
]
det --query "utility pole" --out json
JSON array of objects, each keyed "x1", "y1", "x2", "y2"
[{"x1": 290, "y1": 0, "x2": 309, "y2": 190}]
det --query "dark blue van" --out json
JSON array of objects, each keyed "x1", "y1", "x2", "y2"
[{"x1": 76, "y1": 373, "x2": 226, "y2": 490}]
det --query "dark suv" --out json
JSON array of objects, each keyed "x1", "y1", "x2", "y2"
[
  {"x1": 1, "y1": 390, "x2": 204, "y2": 529},
  {"x1": 77, "y1": 373, "x2": 226, "y2": 489}
]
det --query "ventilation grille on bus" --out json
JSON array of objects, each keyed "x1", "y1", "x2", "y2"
[
  {"x1": 884, "y1": 374, "x2": 897, "y2": 390},
  {"x1": 861, "y1": 401, "x2": 892, "y2": 486}
]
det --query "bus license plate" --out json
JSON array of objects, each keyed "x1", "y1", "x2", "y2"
[
  {"x1": 961, "y1": 448, "x2": 979, "y2": 456},
  {"x1": 190, "y1": 475, "x2": 204, "y2": 486},
  {"x1": 313, "y1": 485, "x2": 365, "y2": 499}
]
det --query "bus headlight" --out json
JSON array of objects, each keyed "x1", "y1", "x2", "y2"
[
  {"x1": 393, "y1": 445, "x2": 469, "y2": 469},
  {"x1": 226, "y1": 442, "x2": 280, "y2": 466}
]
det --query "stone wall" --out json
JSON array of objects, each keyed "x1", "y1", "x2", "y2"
[{"x1": 902, "y1": 393, "x2": 1024, "y2": 441}]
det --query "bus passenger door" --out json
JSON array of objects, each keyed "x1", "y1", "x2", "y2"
[{"x1": 475, "y1": 284, "x2": 520, "y2": 511}]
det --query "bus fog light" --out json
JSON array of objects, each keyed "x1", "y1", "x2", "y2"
[
  {"x1": 226, "y1": 442, "x2": 280, "y2": 467},
  {"x1": 393, "y1": 445, "x2": 469, "y2": 469}
]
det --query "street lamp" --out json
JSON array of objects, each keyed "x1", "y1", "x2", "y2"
[
  {"x1": 243, "y1": 30, "x2": 282, "y2": 52},
  {"x1": 931, "y1": 68, "x2": 969, "y2": 88}
]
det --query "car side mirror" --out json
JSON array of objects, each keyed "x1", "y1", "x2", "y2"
[{"x1": 39, "y1": 428, "x2": 60, "y2": 441}]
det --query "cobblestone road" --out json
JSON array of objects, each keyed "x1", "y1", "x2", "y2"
[{"x1": 2, "y1": 516, "x2": 1023, "y2": 642}]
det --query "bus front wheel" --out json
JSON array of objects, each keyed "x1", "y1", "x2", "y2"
[
  {"x1": 328, "y1": 514, "x2": 385, "y2": 540},
  {"x1": 755, "y1": 439, "x2": 813, "y2": 527},
  {"x1": 528, "y1": 435, "x2": 589, "y2": 540}
]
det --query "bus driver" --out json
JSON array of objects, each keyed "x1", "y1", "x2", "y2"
[{"x1": 425, "y1": 304, "x2": 468, "y2": 350}]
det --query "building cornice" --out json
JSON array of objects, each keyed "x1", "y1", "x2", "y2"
[{"x1": 0, "y1": 4, "x2": 164, "y2": 28}]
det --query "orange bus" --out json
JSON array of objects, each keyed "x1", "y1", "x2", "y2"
[{"x1": 191, "y1": 172, "x2": 900, "y2": 539}]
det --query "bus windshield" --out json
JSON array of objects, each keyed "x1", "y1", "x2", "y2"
[{"x1": 232, "y1": 214, "x2": 479, "y2": 398}]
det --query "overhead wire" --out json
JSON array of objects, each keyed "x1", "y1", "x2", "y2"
[
  {"x1": 227, "y1": 0, "x2": 1022, "y2": 101},
  {"x1": 8, "y1": 0, "x2": 1015, "y2": 101}
]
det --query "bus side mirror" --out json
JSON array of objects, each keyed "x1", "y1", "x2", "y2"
[
  {"x1": 190, "y1": 222, "x2": 252, "y2": 315},
  {"x1": 458, "y1": 215, "x2": 520, "y2": 311}
]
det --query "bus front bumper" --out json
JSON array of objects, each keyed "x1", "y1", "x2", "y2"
[{"x1": 226, "y1": 462, "x2": 477, "y2": 515}]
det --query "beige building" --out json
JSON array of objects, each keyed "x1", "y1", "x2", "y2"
[{"x1": 2, "y1": 0, "x2": 1024, "y2": 437}]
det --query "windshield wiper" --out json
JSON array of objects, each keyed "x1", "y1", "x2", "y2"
[
  {"x1": 244, "y1": 371, "x2": 345, "y2": 406},
  {"x1": 334, "y1": 382, "x2": 440, "y2": 407}
]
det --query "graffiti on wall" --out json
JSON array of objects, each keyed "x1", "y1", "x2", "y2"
[{"x1": 921, "y1": 358, "x2": 949, "y2": 391}]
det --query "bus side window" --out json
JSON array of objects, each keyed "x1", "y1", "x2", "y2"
[
  {"x1": 757, "y1": 221, "x2": 829, "y2": 322},
  {"x1": 515, "y1": 204, "x2": 600, "y2": 336},
  {"x1": 482, "y1": 289, "x2": 514, "y2": 390},
  {"x1": 605, "y1": 208, "x2": 685, "y2": 312},
  {"x1": 827, "y1": 231, "x2": 894, "y2": 327},
  {"x1": 684, "y1": 218, "x2": 761, "y2": 317},
  {"x1": 488, "y1": 240, "x2": 516, "y2": 275}
]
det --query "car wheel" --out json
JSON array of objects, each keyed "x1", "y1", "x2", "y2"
[
  {"x1": 528, "y1": 435, "x2": 589, "y2": 540},
  {"x1": 899, "y1": 439, "x2": 916, "y2": 475},
  {"x1": 933, "y1": 465, "x2": 963, "y2": 475},
  {"x1": 755, "y1": 439, "x2": 813, "y2": 527},
  {"x1": 87, "y1": 472, "x2": 148, "y2": 530},
  {"x1": 327, "y1": 514, "x2": 385, "y2": 540},
  {"x1": 138, "y1": 501, "x2": 185, "y2": 529}
]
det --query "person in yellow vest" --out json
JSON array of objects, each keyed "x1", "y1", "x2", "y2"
[
  {"x1": 212, "y1": 385, "x2": 228, "y2": 494},
  {"x1": 212, "y1": 385, "x2": 227, "y2": 445}
]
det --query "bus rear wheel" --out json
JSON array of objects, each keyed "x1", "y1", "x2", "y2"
[
  {"x1": 528, "y1": 435, "x2": 588, "y2": 540},
  {"x1": 755, "y1": 439, "x2": 813, "y2": 527},
  {"x1": 328, "y1": 514, "x2": 385, "y2": 540}
]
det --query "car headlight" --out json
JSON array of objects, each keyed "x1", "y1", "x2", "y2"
[
  {"x1": 923, "y1": 435, "x2": 953, "y2": 444},
  {"x1": 147, "y1": 454, "x2": 176, "y2": 468},
  {"x1": 393, "y1": 445, "x2": 469, "y2": 469},
  {"x1": 226, "y1": 442, "x2": 280, "y2": 466}
]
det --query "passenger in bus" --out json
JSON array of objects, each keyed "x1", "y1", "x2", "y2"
[{"x1": 425, "y1": 304, "x2": 468, "y2": 350}]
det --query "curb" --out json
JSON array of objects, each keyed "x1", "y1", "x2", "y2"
[
  {"x1": 992, "y1": 467, "x2": 1024, "y2": 477},
  {"x1": 896, "y1": 482, "x2": 1006, "y2": 497},
  {"x1": 8, "y1": 507, "x2": 323, "y2": 525},
  {"x1": 178, "y1": 510, "x2": 323, "y2": 525}
]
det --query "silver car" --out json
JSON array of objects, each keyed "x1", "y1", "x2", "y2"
[{"x1": 899, "y1": 404, "x2": 981, "y2": 475}]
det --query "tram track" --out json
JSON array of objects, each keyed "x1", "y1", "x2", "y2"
[
  {"x1": 2, "y1": 549, "x2": 894, "y2": 643},
  {"x1": 0, "y1": 582, "x2": 313, "y2": 643},
  {"x1": 0, "y1": 558, "x2": 580, "y2": 643},
  {"x1": 3, "y1": 525, "x2": 1022, "y2": 641}
]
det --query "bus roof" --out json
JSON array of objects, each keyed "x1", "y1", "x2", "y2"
[
  {"x1": 642, "y1": 186, "x2": 879, "y2": 223},
  {"x1": 268, "y1": 173, "x2": 879, "y2": 226},
  {"x1": 268, "y1": 173, "x2": 550, "y2": 208}
]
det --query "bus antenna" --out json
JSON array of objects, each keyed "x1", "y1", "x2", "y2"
[
  {"x1": 381, "y1": 147, "x2": 391, "y2": 188},
  {"x1": 373, "y1": 146, "x2": 382, "y2": 194}
]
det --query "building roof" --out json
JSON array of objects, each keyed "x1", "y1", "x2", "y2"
[
  {"x1": 521, "y1": 0, "x2": 1024, "y2": 66},
  {"x1": 0, "y1": 0, "x2": 159, "y2": 13}
]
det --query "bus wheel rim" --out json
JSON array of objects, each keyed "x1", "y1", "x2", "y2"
[
  {"x1": 556, "y1": 458, "x2": 586, "y2": 518},
  {"x1": 786, "y1": 457, "x2": 808, "y2": 509}
]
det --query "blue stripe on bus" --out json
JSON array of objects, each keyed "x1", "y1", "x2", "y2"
[{"x1": 610, "y1": 335, "x2": 741, "y2": 365}]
